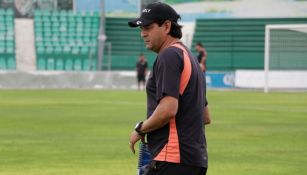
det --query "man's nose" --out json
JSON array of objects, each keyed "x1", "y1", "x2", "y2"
[{"x1": 141, "y1": 30, "x2": 147, "y2": 38}]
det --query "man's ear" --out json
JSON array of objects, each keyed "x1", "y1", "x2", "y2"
[{"x1": 163, "y1": 20, "x2": 172, "y2": 34}]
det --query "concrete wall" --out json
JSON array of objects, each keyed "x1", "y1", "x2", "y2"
[
  {"x1": 0, "y1": 71, "x2": 138, "y2": 89},
  {"x1": 235, "y1": 70, "x2": 307, "y2": 89}
]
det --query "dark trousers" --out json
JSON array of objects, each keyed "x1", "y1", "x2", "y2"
[{"x1": 145, "y1": 161, "x2": 207, "y2": 175}]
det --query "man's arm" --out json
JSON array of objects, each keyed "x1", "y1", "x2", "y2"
[
  {"x1": 129, "y1": 96, "x2": 178, "y2": 153},
  {"x1": 144, "y1": 68, "x2": 148, "y2": 77},
  {"x1": 204, "y1": 105, "x2": 211, "y2": 125},
  {"x1": 145, "y1": 62, "x2": 148, "y2": 76},
  {"x1": 203, "y1": 49, "x2": 207, "y2": 61},
  {"x1": 141, "y1": 96, "x2": 178, "y2": 132}
]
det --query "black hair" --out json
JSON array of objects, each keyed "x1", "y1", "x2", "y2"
[
  {"x1": 196, "y1": 42, "x2": 203, "y2": 47},
  {"x1": 156, "y1": 20, "x2": 183, "y2": 39}
]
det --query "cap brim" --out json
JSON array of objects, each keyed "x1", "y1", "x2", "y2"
[{"x1": 128, "y1": 18, "x2": 155, "y2": 27}]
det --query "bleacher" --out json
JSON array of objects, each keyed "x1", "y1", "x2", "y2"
[
  {"x1": 105, "y1": 17, "x2": 156, "y2": 70},
  {"x1": 6, "y1": 8, "x2": 307, "y2": 72},
  {"x1": 34, "y1": 10, "x2": 100, "y2": 71},
  {"x1": 0, "y1": 8, "x2": 15, "y2": 70},
  {"x1": 192, "y1": 18, "x2": 307, "y2": 71}
]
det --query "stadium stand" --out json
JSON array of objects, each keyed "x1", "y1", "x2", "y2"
[
  {"x1": 34, "y1": 12, "x2": 157, "y2": 71},
  {"x1": 0, "y1": 8, "x2": 15, "y2": 70},
  {"x1": 105, "y1": 17, "x2": 156, "y2": 70},
  {"x1": 192, "y1": 18, "x2": 307, "y2": 71},
  {"x1": 34, "y1": 10, "x2": 100, "y2": 70}
]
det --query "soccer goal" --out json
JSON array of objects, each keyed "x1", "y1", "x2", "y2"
[{"x1": 264, "y1": 24, "x2": 307, "y2": 93}]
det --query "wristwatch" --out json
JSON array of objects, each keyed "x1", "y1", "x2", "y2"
[{"x1": 134, "y1": 121, "x2": 145, "y2": 136}]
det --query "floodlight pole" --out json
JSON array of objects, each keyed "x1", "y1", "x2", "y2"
[
  {"x1": 264, "y1": 25, "x2": 270, "y2": 93},
  {"x1": 138, "y1": 0, "x2": 142, "y2": 14},
  {"x1": 97, "y1": 0, "x2": 106, "y2": 71},
  {"x1": 73, "y1": 0, "x2": 76, "y2": 11}
]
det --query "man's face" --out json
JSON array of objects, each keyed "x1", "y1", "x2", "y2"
[
  {"x1": 195, "y1": 45, "x2": 201, "y2": 52},
  {"x1": 140, "y1": 22, "x2": 167, "y2": 53},
  {"x1": 140, "y1": 55, "x2": 145, "y2": 61}
]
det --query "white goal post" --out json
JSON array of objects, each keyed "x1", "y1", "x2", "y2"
[{"x1": 264, "y1": 24, "x2": 307, "y2": 93}]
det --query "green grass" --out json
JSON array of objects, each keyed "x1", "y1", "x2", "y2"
[{"x1": 0, "y1": 90, "x2": 306, "y2": 175}]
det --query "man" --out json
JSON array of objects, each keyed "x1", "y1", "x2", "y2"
[
  {"x1": 136, "y1": 54, "x2": 148, "y2": 91},
  {"x1": 128, "y1": 2, "x2": 210, "y2": 175},
  {"x1": 195, "y1": 42, "x2": 210, "y2": 116},
  {"x1": 195, "y1": 42, "x2": 207, "y2": 72}
]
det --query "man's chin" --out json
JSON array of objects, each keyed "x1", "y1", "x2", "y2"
[
  {"x1": 145, "y1": 45, "x2": 152, "y2": 50},
  {"x1": 145, "y1": 45, "x2": 158, "y2": 52}
]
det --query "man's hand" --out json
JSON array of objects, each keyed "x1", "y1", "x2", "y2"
[{"x1": 129, "y1": 131, "x2": 145, "y2": 154}]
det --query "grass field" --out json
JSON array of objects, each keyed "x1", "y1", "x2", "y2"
[{"x1": 0, "y1": 90, "x2": 306, "y2": 175}]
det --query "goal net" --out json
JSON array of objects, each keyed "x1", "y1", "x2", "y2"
[{"x1": 264, "y1": 24, "x2": 307, "y2": 92}]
